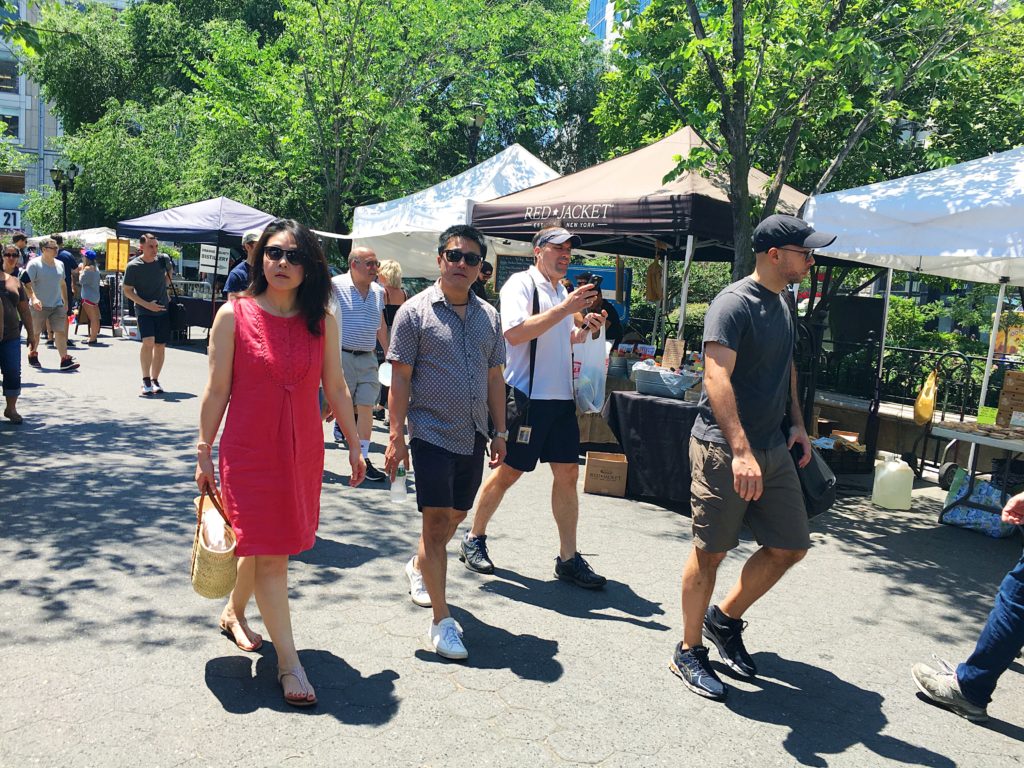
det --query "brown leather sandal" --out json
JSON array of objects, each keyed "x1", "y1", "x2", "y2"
[{"x1": 278, "y1": 665, "x2": 317, "y2": 707}]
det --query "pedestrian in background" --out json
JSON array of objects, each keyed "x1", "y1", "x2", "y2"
[
  {"x1": 1, "y1": 258, "x2": 32, "y2": 423},
  {"x1": 122, "y1": 233, "x2": 173, "y2": 395},
  {"x1": 224, "y1": 229, "x2": 263, "y2": 299},
  {"x1": 330, "y1": 246, "x2": 389, "y2": 481},
  {"x1": 3, "y1": 244, "x2": 22, "y2": 278},
  {"x1": 23, "y1": 238, "x2": 78, "y2": 371},
  {"x1": 375, "y1": 258, "x2": 407, "y2": 422},
  {"x1": 52, "y1": 234, "x2": 79, "y2": 348},
  {"x1": 79, "y1": 250, "x2": 102, "y2": 344},
  {"x1": 195, "y1": 218, "x2": 365, "y2": 708}
]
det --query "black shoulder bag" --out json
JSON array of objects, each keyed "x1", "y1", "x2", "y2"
[
  {"x1": 781, "y1": 289, "x2": 836, "y2": 518},
  {"x1": 506, "y1": 289, "x2": 540, "y2": 441}
]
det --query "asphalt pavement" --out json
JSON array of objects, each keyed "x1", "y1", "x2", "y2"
[{"x1": 2, "y1": 327, "x2": 1023, "y2": 767}]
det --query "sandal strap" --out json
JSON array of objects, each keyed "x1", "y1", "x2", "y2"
[{"x1": 278, "y1": 665, "x2": 314, "y2": 697}]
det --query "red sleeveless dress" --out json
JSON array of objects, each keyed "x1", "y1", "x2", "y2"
[{"x1": 219, "y1": 298, "x2": 325, "y2": 556}]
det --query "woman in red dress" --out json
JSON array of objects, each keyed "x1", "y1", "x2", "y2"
[{"x1": 195, "y1": 219, "x2": 365, "y2": 707}]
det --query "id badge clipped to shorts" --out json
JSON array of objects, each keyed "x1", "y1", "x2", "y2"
[{"x1": 516, "y1": 425, "x2": 532, "y2": 445}]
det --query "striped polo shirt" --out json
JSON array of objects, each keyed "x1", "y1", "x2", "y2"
[{"x1": 331, "y1": 272, "x2": 385, "y2": 352}]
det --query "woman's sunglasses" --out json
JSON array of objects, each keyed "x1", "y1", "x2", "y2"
[
  {"x1": 440, "y1": 249, "x2": 483, "y2": 267},
  {"x1": 263, "y1": 246, "x2": 305, "y2": 265}
]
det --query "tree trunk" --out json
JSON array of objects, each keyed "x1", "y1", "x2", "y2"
[{"x1": 725, "y1": 120, "x2": 753, "y2": 280}]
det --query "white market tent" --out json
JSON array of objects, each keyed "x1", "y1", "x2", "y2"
[
  {"x1": 28, "y1": 226, "x2": 118, "y2": 249},
  {"x1": 348, "y1": 144, "x2": 561, "y2": 278},
  {"x1": 805, "y1": 145, "x2": 1024, "y2": 411}
]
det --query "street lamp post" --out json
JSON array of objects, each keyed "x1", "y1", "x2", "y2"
[
  {"x1": 49, "y1": 163, "x2": 79, "y2": 231},
  {"x1": 464, "y1": 102, "x2": 486, "y2": 168}
]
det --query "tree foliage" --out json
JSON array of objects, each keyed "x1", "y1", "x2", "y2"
[
  {"x1": 599, "y1": 0, "x2": 1018, "y2": 279},
  {"x1": 23, "y1": 0, "x2": 605, "y2": 240}
]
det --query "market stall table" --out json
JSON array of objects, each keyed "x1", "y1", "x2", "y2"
[
  {"x1": 931, "y1": 421, "x2": 1024, "y2": 520},
  {"x1": 602, "y1": 390, "x2": 698, "y2": 511}
]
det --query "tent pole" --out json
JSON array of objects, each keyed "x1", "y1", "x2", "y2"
[
  {"x1": 877, "y1": 269, "x2": 894, "y2": 378},
  {"x1": 676, "y1": 235, "x2": 696, "y2": 340},
  {"x1": 864, "y1": 268, "x2": 894, "y2": 462},
  {"x1": 659, "y1": 249, "x2": 669, "y2": 344},
  {"x1": 979, "y1": 280, "x2": 1007, "y2": 411},
  {"x1": 971, "y1": 280, "x2": 1008, "y2": 468}
]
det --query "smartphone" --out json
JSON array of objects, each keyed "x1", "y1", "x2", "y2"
[{"x1": 590, "y1": 275, "x2": 603, "y2": 291}]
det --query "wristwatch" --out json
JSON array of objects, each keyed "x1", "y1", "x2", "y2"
[{"x1": 492, "y1": 430, "x2": 509, "y2": 440}]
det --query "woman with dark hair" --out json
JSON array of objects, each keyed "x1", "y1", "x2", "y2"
[{"x1": 195, "y1": 218, "x2": 366, "y2": 707}]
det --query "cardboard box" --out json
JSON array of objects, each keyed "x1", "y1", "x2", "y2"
[{"x1": 584, "y1": 452, "x2": 628, "y2": 497}]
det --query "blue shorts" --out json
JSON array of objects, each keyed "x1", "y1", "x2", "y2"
[
  {"x1": 410, "y1": 434, "x2": 486, "y2": 512},
  {"x1": 137, "y1": 313, "x2": 170, "y2": 344}
]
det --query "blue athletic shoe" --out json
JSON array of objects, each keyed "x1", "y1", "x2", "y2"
[{"x1": 670, "y1": 643, "x2": 727, "y2": 700}]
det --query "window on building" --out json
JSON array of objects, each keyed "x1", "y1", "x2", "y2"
[
  {"x1": 587, "y1": 0, "x2": 607, "y2": 38},
  {"x1": 0, "y1": 60, "x2": 18, "y2": 95},
  {"x1": 0, "y1": 172, "x2": 25, "y2": 194},
  {"x1": 0, "y1": 113, "x2": 18, "y2": 139}
]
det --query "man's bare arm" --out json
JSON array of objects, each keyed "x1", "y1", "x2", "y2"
[{"x1": 703, "y1": 341, "x2": 762, "y2": 501}]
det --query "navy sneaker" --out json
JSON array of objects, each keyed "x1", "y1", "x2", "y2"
[
  {"x1": 703, "y1": 605, "x2": 757, "y2": 678},
  {"x1": 460, "y1": 534, "x2": 495, "y2": 574},
  {"x1": 670, "y1": 643, "x2": 727, "y2": 700},
  {"x1": 554, "y1": 552, "x2": 606, "y2": 589}
]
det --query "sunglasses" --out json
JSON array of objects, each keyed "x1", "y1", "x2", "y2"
[
  {"x1": 777, "y1": 246, "x2": 815, "y2": 263},
  {"x1": 353, "y1": 259, "x2": 380, "y2": 268},
  {"x1": 441, "y1": 249, "x2": 483, "y2": 267},
  {"x1": 263, "y1": 246, "x2": 305, "y2": 265}
]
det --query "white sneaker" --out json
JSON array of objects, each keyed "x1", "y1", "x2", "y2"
[
  {"x1": 141, "y1": 381, "x2": 154, "y2": 396},
  {"x1": 428, "y1": 617, "x2": 468, "y2": 660},
  {"x1": 333, "y1": 422, "x2": 345, "y2": 443},
  {"x1": 405, "y1": 557, "x2": 431, "y2": 607}
]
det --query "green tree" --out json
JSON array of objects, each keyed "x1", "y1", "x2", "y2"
[{"x1": 600, "y1": 0, "x2": 1012, "y2": 279}]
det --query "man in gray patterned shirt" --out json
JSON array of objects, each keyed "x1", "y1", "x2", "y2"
[{"x1": 384, "y1": 224, "x2": 507, "y2": 661}]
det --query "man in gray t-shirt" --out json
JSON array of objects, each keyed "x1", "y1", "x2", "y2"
[
  {"x1": 22, "y1": 238, "x2": 79, "y2": 371},
  {"x1": 122, "y1": 233, "x2": 173, "y2": 396},
  {"x1": 670, "y1": 214, "x2": 835, "y2": 701}
]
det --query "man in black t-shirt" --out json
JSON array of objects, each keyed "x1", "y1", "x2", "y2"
[
  {"x1": 670, "y1": 214, "x2": 835, "y2": 701},
  {"x1": 123, "y1": 233, "x2": 173, "y2": 396}
]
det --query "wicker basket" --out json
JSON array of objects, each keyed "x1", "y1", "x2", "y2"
[{"x1": 190, "y1": 490, "x2": 237, "y2": 599}]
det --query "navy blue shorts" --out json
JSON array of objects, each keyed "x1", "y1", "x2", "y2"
[
  {"x1": 137, "y1": 312, "x2": 171, "y2": 344},
  {"x1": 410, "y1": 434, "x2": 486, "y2": 512},
  {"x1": 505, "y1": 397, "x2": 579, "y2": 472}
]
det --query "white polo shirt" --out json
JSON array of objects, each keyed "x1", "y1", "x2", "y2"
[{"x1": 500, "y1": 266, "x2": 574, "y2": 400}]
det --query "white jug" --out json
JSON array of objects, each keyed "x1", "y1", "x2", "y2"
[{"x1": 871, "y1": 458, "x2": 914, "y2": 510}]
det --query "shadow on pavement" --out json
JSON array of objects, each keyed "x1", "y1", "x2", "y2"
[
  {"x1": 480, "y1": 567, "x2": 670, "y2": 630},
  {"x1": 812, "y1": 495, "x2": 1022, "y2": 643},
  {"x1": 729, "y1": 652, "x2": 956, "y2": 767},
  {"x1": 205, "y1": 646, "x2": 400, "y2": 723},
  {"x1": 413, "y1": 606, "x2": 563, "y2": 682}
]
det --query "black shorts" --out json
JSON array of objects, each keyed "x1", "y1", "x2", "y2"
[
  {"x1": 410, "y1": 434, "x2": 486, "y2": 512},
  {"x1": 505, "y1": 397, "x2": 579, "y2": 472},
  {"x1": 137, "y1": 313, "x2": 171, "y2": 344}
]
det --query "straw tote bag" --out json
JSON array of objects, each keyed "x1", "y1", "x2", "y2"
[{"x1": 190, "y1": 487, "x2": 238, "y2": 599}]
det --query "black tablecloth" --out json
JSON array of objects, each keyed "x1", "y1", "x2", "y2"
[
  {"x1": 602, "y1": 391, "x2": 699, "y2": 511},
  {"x1": 178, "y1": 296, "x2": 226, "y2": 329}
]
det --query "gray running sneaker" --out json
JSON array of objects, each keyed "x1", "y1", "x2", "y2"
[
  {"x1": 911, "y1": 658, "x2": 988, "y2": 722},
  {"x1": 670, "y1": 643, "x2": 726, "y2": 700},
  {"x1": 459, "y1": 534, "x2": 495, "y2": 574}
]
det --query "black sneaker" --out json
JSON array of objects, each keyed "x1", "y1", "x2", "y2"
[
  {"x1": 59, "y1": 356, "x2": 80, "y2": 371},
  {"x1": 554, "y1": 552, "x2": 606, "y2": 589},
  {"x1": 703, "y1": 605, "x2": 757, "y2": 678},
  {"x1": 460, "y1": 535, "x2": 495, "y2": 574},
  {"x1": 27, "y1": 353, "x2": 41, "y2": 368},
  {"x1": 670, "y1": 643, "x2": 727, "y2": 700},
  {"x1": 363, "y1": 458, "x2": 386, "y2": 482}
]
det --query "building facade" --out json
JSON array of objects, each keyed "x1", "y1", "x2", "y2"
[
  {"x1": 1, "y1": 0, "x2": 127, "y2": 234},
  {"x1": 587, "y1": 0, "x2": 651, "y2": 43}
]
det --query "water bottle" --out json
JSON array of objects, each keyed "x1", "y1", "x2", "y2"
[{"x1": 390, "y1": 466, "x2": 408, "y2": 504}]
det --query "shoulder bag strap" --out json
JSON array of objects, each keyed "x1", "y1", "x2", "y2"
[{"x1": 527, "y1": 287, "x2": 539, "y2": 398}]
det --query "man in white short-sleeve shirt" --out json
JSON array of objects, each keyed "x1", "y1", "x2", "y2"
[{"x1": 461, "y1": 226, "x2": 609, "y2": 589}]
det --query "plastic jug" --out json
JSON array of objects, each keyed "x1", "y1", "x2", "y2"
[
  {"x1": 871, "y1": 458, "x2": 914, "y2": 510},
  {"x1": 390, "y1": 466, "x2": 408, "y2": 504}
]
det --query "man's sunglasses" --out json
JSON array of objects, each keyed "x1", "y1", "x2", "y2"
[
  {"x1": 353, "y1": 259, "x2": 380, "y2": 268},
  {"x1": 263, "y1": 246, "x2": 305, "y2": 265},
  {"x1": 440, "y1": 249, "x2": 483, "y2": 267},
  {"x1": 778, "y1": 246, "x2": 816, "y2": 263}
]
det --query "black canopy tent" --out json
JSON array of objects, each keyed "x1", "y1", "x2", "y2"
[
  {"x1": 470, "y1": 127, "x2": 807, "y2": 338},
  {"x1": 116, "y1": 197, "x2": 277, "y2": 332}
]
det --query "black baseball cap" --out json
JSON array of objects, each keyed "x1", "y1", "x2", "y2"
[{"x1": 752, "y1": 214, "x2": 836, "y2": 253}]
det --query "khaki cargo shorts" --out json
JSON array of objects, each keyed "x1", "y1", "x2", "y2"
[{"x1": 689, "y1": 436, "x2": 811, "y2": 553}]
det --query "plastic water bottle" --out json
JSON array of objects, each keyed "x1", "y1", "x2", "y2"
[{"x1": 390, "y1": 466, "x2": 408, "y2": 504}]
